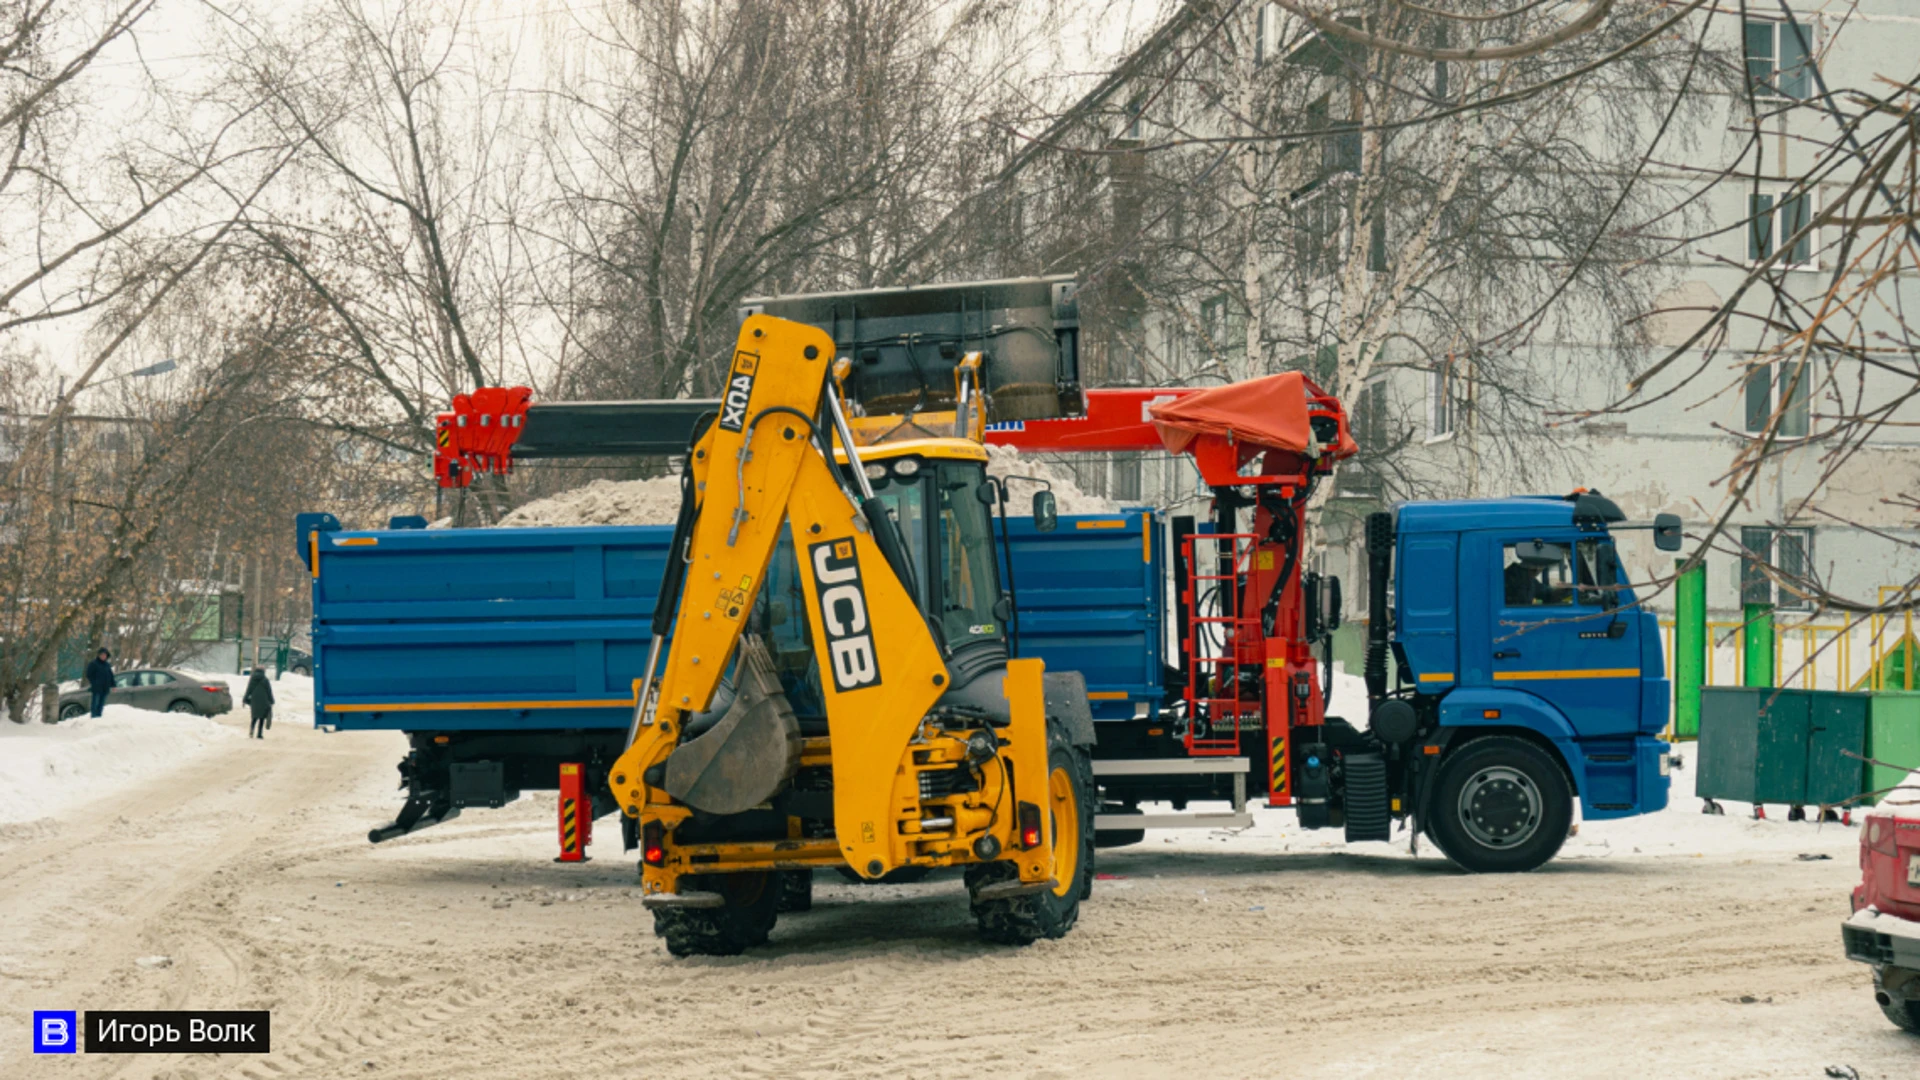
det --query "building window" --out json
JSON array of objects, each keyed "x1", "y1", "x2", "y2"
[
  {"x1": 1749, "y1": 190, "x2": 1814, "y2": 267},
  {"x1": 1367, "y1": 213, "x2": 1387, "y2": 273},
  {"x1": 1743, "y1": 357, "x2": 1810, "y2": 437},
  {"x1": 1109, "y1": 454, "x2": 1142, "y2": 502},
  {"x1": 1294, "y1": 187, "x2": 1341, "y2": 278},
  {"x1": 1745, "y1": 17, "x2": 1813, "y2": 100},
  {"x1": 1255, "y1": 3, "x2": 1281, "y2": 65},
  {"x1": 1739, "y1": 525, "x2": 1813, "y2": 610},
  {"x1": 1427, "y1": 357, "x2": 1458, "y2": 440},
  {"x1": 1325, "y1": 122, "x2": 1360, "y2": 176}
]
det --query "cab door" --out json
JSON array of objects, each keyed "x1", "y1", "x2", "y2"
[{"x1": 1487, "y1": 532, "x2": 1642, "y2": 736}]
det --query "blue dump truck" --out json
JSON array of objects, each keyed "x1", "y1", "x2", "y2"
[{"x1": 303, "y1": 488, "x2": 1678, "y2": 872}]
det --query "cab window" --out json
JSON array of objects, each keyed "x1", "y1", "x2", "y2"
[
  {"x1": 934, "y1": 461, "x2": 1002, "y2": 647},
  {"x1": 1502, "y1": 539, "x2": 1621, "y2": 610}
]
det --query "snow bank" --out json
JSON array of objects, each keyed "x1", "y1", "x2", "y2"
[{"x1": 0, "y1": 706, "x2": 239, "y2": 825}]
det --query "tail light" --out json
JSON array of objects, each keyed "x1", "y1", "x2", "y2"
[
  {"x1": 1017, "y1": 801, "x2": 1043, "y2": 850},
  {"x1": 641, "y1": 820, "x2": 666, "y2": 866},
  {"x1": 1868, "y1": 816, "x2": 1899, "y2": 856},
  {"x1": 201, "y1": 686, "x2": 226, "y2": 694}
]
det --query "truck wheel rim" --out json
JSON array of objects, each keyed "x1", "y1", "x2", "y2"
[
  {"x1": 1048, "y1": 766, "x2": 1079, "y2": 898},
  {"x1": 1457, "y1": 766, "x2": 1541, "y2": 848}
]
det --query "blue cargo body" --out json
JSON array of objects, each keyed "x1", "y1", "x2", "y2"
[
  {"x1": 312, "y1": 512, "x2": 1164, "y2": 730},
  {"x1": 999, "y1": 510, "x2": 1162, "y2": 720},
  {"x1": 312, "y1": 525, "x2": 674, "y2": 731}
]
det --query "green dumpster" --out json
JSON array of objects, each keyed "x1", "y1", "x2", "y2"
[
  {"x1": 1696, "y1": 687, "x2": 1869, "y2": 810},
  {"x1": 1863, "y1": 691, "x2": 1920, "y2": 803}
]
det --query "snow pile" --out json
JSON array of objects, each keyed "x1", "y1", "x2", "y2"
[
  {"x1": 0, "y1": 705, "x2": 239, "y2": 825},
  {"x1": 496, "y1": 476, "x2": 684, "y2": 527},
  {"x1": 490, "y1": 443, "x2": 1120, "y2": 530},
  {"x1": 984, "y1": 444, "x2": 1119, "y2": 515}
]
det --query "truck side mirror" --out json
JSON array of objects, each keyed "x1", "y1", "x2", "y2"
[
  {"x1": 1032, "y1": 490, "x2": 1057, "y2": 532},
  {"x1": 1653, "y1": 513, "x2": 1683, "y2": 552},
  {"x1": 1323, "y1": 575, "x2": 1342, "y2": 632}
]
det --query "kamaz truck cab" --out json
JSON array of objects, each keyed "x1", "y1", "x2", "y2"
[{"x1": 1351, "y1": 490, "x2": 1682, "y2": 870}]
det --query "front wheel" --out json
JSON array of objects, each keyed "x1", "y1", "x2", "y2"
[
  {"x1": 968, "y1": 719, "x2": 1094, "y2": 944},
  {"x1": 1425, "y1": 736, "x2": 1573, "y2": 874},
  {"x1": 59, "y1": 702, "x2": 84, "y2": 721}
]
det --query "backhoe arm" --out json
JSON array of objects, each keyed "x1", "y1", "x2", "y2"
[{"x1": 608, "y1": 315, "x2": 952, "y2": 878}]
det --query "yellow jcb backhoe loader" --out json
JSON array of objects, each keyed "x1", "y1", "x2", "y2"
[{"x1": 609, "y1": 312, "x2": 1096, "y2": 956}]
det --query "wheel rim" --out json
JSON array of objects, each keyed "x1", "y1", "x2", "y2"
[
  {"x1": 170, "y1": 702, "x2": 195, "y2": 713},
  {"x1": 1048, "y1": 766, "x2": 1080, "y2": 898},
  {"x1": 1455, "y1": 765, "x2": 1542, "y2": 848}
]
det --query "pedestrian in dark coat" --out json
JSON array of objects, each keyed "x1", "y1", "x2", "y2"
[
  {"x1": 84, "y1": 648, "x2": 114, "y2": 718},
  {"x1": 242, "y1": 668, "x2": 274, "y2": 739}
]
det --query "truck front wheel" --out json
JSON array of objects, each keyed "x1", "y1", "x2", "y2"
[{"x1": 1426, "y1": 736, "x2": 1572, "y2": 873}]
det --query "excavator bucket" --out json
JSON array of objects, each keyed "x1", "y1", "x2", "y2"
[{"x1": 662, "y1": 637, "x2": 801, "y2": 815}]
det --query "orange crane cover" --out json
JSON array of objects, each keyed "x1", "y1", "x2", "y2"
[{"x1": 1148, "y1": 372, "x2": 1356, "y2": 458}]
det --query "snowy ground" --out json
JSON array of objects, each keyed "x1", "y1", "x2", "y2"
[
  {"x1": 0, "y1": 672, "x2": 313, "y2": 827},
  {"x1": 0, "y1": 682, "x2": 1915, "y2": 1078}
]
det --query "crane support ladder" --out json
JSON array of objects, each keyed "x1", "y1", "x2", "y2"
[{"x1": 1183, "y1": 532, "x2": 1261, "y2": 756}]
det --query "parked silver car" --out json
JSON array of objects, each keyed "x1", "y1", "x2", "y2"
[{"x1": 58, "y1": 669, "x2": 234, "y2": 721}]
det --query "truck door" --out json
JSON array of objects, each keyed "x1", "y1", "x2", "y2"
[{"x1": 1486, "y1": 532, "x2": 1642, "y2": 736}]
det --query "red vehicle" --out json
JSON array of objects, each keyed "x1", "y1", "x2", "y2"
[{"x1": 1843, "y1": 803, "x2": 1920, "y2": 1032}]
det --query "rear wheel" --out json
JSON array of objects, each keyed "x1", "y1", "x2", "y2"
[
  {"x1": 968, "y1": 719, "x2": 1094, "y2": 944},
  {"x1": 652, "y1": 871, "x2": 778, "y2": 957},
  {"x1": 167, "y1": 699, "x2": 197, "y2": 714},
  {"x1": 1425, "y1": 736, "x2": 1572, "y2": 873},
  {"x1": 59, "y1": 702, "x2": 84, "y2": 721}
]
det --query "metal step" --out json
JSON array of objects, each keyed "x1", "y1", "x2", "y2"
[
  {"x1": 1092, "y1": 756, "x2": 1248, "y2": 776},
  {"x1": 1094, "y1": 811, "x2": 1253, "y2": 831},
  {"x1": 1092, "y1": 756, "x2": 1252, "y2": 831}
]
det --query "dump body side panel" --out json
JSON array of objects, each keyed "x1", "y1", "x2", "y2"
[{"x1": 312, "y1": 513, "x2": 1160, "y2": 730}]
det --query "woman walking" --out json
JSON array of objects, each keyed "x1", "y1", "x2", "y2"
[{"x1": 242, "y1": 668, "x2": 274, "y2": 739}]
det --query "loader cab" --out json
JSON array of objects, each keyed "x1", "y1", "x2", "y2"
[{"x1": 758, "y1": 439, "x2": 1011, "y2": 712}]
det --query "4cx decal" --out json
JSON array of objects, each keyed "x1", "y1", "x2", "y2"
[
  {"x1": 809, "y1": 539, "x2": 882, "y2": 692},
  {"x1": 718, "y1": 351, "x2": 758, "y2": 432}
]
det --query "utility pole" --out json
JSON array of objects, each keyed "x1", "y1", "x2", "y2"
[
  {"x1": 40, "y1": 377, "x2": 66, "y2": 724},
  {"x1": 250, "y1": 554, "x2": 263, "y2": 672}
]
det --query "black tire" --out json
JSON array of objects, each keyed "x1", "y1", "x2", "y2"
[
  {"x1": 652, "y1": 872, "x2": 779, "y2": 957},
  {"x1": 58, "y1": 702, "x2": 84, "y2": 721},
  {"x1": 1881, "y1": 997, "x2": 1920, "y2": 1034},
  {"x1": 967, "y1": 718, "x2": 1095, "y2": 944},
  {"x1": 833, "y1": 864, "x2": 931, "y2": 885},
  {"x1": 167, "y1": 699, "x2": 197, "y2": 714},
  {"x1": 775, "y1": 869, "x2": 813, "y2": 913},
  {"x1": 1425, "y1": 736, "x2": 1572, "y2": 874},
  {"x1": 1877, "y1": 968, "x2": 1920, "y2": 1034}
]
